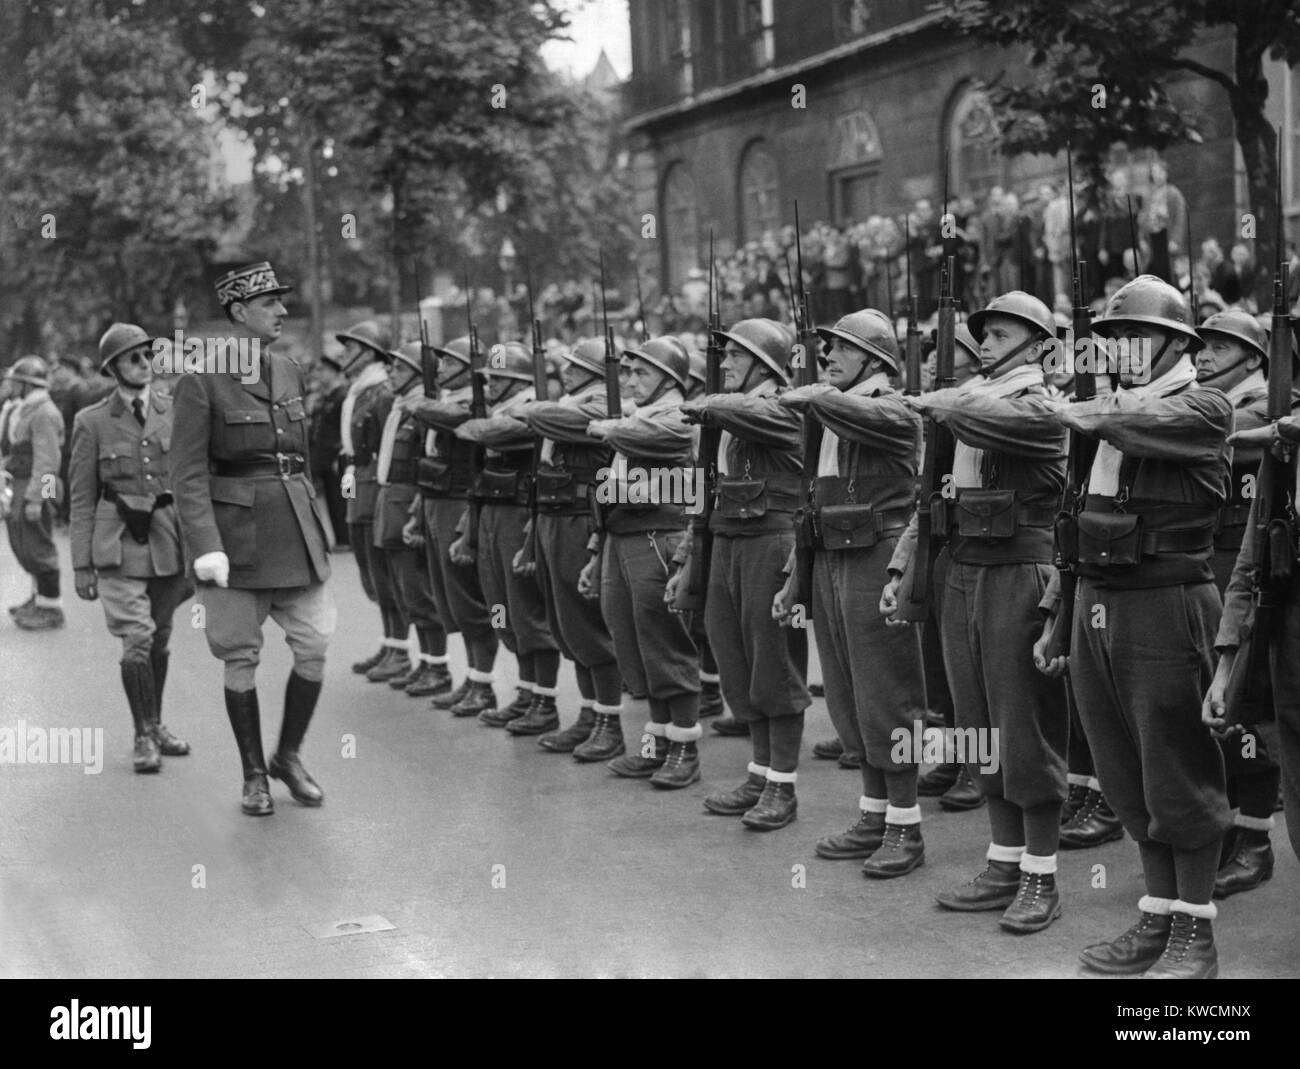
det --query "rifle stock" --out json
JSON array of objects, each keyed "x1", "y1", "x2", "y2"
[
  {"x1": 788, "y1": 203, "x2": 823, "y2": 613},
  {"x1": 414, "y1": 259, "x2": 437, "y2": 398},
  {"x1": 464, "y1": 274, "x2": 486, "y2": 552}
]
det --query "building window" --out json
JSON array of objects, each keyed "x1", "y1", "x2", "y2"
[
  {"x1": 739, "y1": 0, "x2": 775, "y2": 73},
  {"x1": 948, "y1": 86, "x2": 1005, "y2": 201},
  {"x1": 828, "y1": 110, "x2": 883, "y2": 225},
  {"x1": 1289, "y1": 62, "x2": 1300, "y2": 214},
  {"x1": 739, "y1": 142, "x2": 781, "y2": 243},
  {"x1": 834, "y1": 169, "x2": 880, "y2": 225},
  {"x1": 663, "y1": 163, "x2": 699, "y2": 288},
  {"x1": 660, "y1": 0, "x2": 693, "y2": 96},
  {"x1": 832, "y1": 0, "x2": 874, "y2": 41}
]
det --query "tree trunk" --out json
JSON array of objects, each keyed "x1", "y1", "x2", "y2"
[
  {"x1": 300, "y1": 124, "x2": 325, "y2": 363},
  {"x1": 389, "y1": 178, "x2": 404, "y2": 341},
  {"x1": 1232, "y1": 18, "x2": 1278, "y2": 308}
]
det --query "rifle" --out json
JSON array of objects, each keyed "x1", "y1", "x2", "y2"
[
  {"x1": 464, "y1": 269, "x2": 487, "y2": 553},
  {"x1": 1126, "y1": 195, "x2": 1140, "y2": 278},
  {"x1": 1186, "y1": 211, "x2": 1198, "y2": 322},
  {"x1": 414, "y1": 259, "x2": 437, "y2": 398},
  {"x1": 1226, "y1": 139, "x2": 1293, "y2": 724},
  {"x1": 1043, "y1": 144, "x2": 1099, "y2": 661},
  {"x1": 634, "y1": 267, "x2": 650, "y2": 343},
  {"x1": 518, "y1": 270, "x2": 547, "y2": 569},
  {"x1": 903, "y1": 219, "x2": 923, "y2": 396},
  {"x1": 788, "y1": 201, "x2": 824, "y2": 614},
  {"x1": 675, "y1": 231, "x2": 722, "y2": 612}
]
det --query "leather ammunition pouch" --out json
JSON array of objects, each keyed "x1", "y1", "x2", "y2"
[
  {"x1": 1054, "y1": 512, "x2": 1079, "y2": 564},
  {"x1": 1267, "y1": 518, "x2": 1296, "y2": 583},
  {"x1": 103, "y1": 486, "x2": 172, "y2": 545},
  {"x1": 817, "y1": 503, "x2": 877, "y2": 550},
  {"x1": 476, "y1": 468, "x2": 528, "y2": 505},
  {"x1": 1077, "y1": 512, "x2": 1144, "y2": 566},
  {"x1": 416, "y1": 456, "x2": 452, "y2": 494},
  {"x1": 535, "y1": 470, "x2": 580, "y2": 508},
  {"x1": 954, "y1": 489, "x2": 1019, "y2": 541},
  {"x1": 715, "y1": 474, "x2": 801, "y2": 520}
]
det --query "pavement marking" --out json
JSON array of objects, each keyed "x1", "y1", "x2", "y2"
[{"x1": 303, "y1": 914, "x2": 397, "y2": 940}]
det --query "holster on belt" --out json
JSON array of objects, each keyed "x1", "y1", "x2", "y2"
[
  {"x1": 113, "y1": 492, "x2": 160, "y2": 544},
  {"x1": 416, "y1": 456, "x2": 452, "y2": 494}
]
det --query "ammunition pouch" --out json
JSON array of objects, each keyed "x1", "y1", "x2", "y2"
[
  {"x1": 1054, "y1": 512, "x2": 1079, "y2": 564},
  {"x1": 928, "y1": 492, "x2": 951, "y2": 540},
  {"x1": 715, "y1": 474, "x2": 802, "y2": 520},
  {"x1": 535, "y1": 470, "x2": 582, "y2": 509},
  {"x1": 416, "y1": 456, "x2": 452, "y2": 494},
  {"x1": 954, "y1": 489, "x2": 1019, "y2": 541},
  {"x1": 476, "y1": 468, "x2": 529, "y2": 506},
  {"x1": 1077, "y1": 512, "x2": 1144, "y2": 566},
  {"x1": 817, "y1": 503, "x2": 877, "y2": 550},
  {"x1": 1267, "y1": 518, "x2": 1296, "y2": 583}
]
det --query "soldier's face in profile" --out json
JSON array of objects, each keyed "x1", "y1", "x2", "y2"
[
  {"x1": 978, "y1": 315, "x2": 1038, "y2": 380},
  {"x1": 1196, "y1": 337, "x2": 1255, "y2": 385},
  {"x1": 234, "y1": 294, "x2": 285, "y2": 342},
  {"x1": 626, "y1": 359, "x2": 666, "y2": 404},
  {"x1": 824, "y1": 339, "x2": 868, "y2": 389},
  {"x1": 113, "y1": 345, "x2": 154, "y2": 389},
  {"x1": 721, "y1": 344, "x2": 756, "y2": 392}
]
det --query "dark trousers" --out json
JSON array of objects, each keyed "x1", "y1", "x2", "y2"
[
  {"x1": 314, "y1": 470, "x2": 349, "y2": 547},
  {"x1": 421, "y1": 496, "x2": 492, "y2": 640},
  {"x1": 477, "y1": 503, "x2": 556, "y2": 657},
  {"x1": 536, "y1": 512, "x2": 615, "y2": 670},
  {"x1": 1268, "y1": 571, "x2": 1300, "y2": 862},
  {"x1": 349, "y1": 521, "x2": 400, "y2": 612},
  {"x1": 5, "y1": 491, "x2": 60, "y2": 596},
  {"x1": 388, "y1": 544, "x2": 443, "y2": 636}
]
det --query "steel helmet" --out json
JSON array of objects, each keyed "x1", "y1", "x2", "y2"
[
  {"x1": 335, "y1": 319, "x2": 393, "y2": 356},
  {"x1": 954, "y1": 323, "x2": 980, "y2": 363},
  {"x1": 1197, "y1": 309, "x2": 1267, "y2": 361},
  {"x1": 818, "y1": 309, "x2": 900, "y2": 371},
  {"x1": 622, "y1": 336, "x2": 691, "y2": 390},
  {"x1": 688, "y1": 349, "x2": 707, "y2": 387},
  {"x1": 1093, "y1": 274, "x2": 1202, "y2": 351},
  {"x1": 482, "y1": 341, "x2": 534, "y2": 382},
  {"x1": 97, "y1": 323, "x2": 154, "y2": 374},
  {"x1": 712, "y1": 318, "x2": 793, "y2": 380},
  {"x1": 384, "y1": 342, "x2": 423, "y2": 377},
  {"x1": 968, "y1": 291, "x2": 1056, "y2": 344},
  {"x1": 562, "y1": 338, "x2": 606, "y2": 378},
  {"x1": 434, "y1": 335, "x2": 472, "y2": 368},
  {"x1": 4, "y1": 355, "x2": 49, "y2": 388}
]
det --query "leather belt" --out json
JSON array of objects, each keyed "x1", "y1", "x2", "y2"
[
  {"x1": 212, "y1": 453, "x2": 306, "y2": 478},
  {"x1": 102, "y1": 486, "x2": 173, "y2": 509},
  {"x1": 1216, "y1": 504, "x2": 1252, "y2": 529},
  {"x1": 1140, "y1": 527, "x2": 1214, "y2": 555}
]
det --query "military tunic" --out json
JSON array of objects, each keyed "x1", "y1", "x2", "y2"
[{"x1": 1, "y1": 388, "x2": 63, "y2": 595}]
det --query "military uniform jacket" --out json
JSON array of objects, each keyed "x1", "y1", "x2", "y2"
[
  {"x1": 697, "y1": 382, "x2": 805, "y2": 537},
  {"x1": 601, "y1": 390, "x2": 696, "y2": 534},
  {"x1": 407, "y1": 389, "x2": 476, "y2": 500},
  {"x1": 171, "y1": 354, "x2": 332, "y2": 589},
  {"x1": 346, "y1": 377, "x2": 393, "y2": 524},
  {"x1": 69, "y1": 389, "x2": 183, "y2": 577},
  {"x1": 0, "y1": 389, "x2": 63, "y2": 501},
  {"x1": 1217, "y1": 375, "x2": 1268, "y2": 550},
  {"x1": 374, "y1": 391, "x2": 425, "y2": 548},
  {"x1": 457, "y1": 391, "x2": 536, "y2": 507},
  {"x1": 521, "y1": 386, "x2": 613, "y2": 518}
]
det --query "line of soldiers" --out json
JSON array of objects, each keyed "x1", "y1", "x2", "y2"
[{"x1": 48, "y1": 257, "x2": 1296, "y2": 981}]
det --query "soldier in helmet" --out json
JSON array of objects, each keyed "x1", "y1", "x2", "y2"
[
  {"x1": 1193, "y1": 310, "x2": 1279, "y2": 898},
  {"x1": 1, "y1": 356, "x2": 65, "y2": 630},
  {"x1": 674, "y1": 318, "x2": 810, "y2": 829},
  {"x1": 889, "y1": 291, "x2": 1070, "y2": 930},
  {"x1": 776, "y1": 309, "x2": 929, "y2": 873},
  {"x1": 68, "y1": 323, "x2": 193, "y2": 771},
  {"x1": 513, "y1": 337, "x2": 622, "y2": 748},
  {"x1": 171, "y1": 261, "x2": 335, "y2": 816},
  {"x1": 406, "y1": 336, "x2": 500, "y2": 716},
  {"x1": 454, "y1": 341, "x2": 562, "y2": 730},
  {"x1": 375, "y1": 343, "x2": 454, "y2": 699},
  {"x1": 337, "y1": 319, "x2": 409, "y2": 683},
  {"x1": 1036, "y1": 274, "x2": 1232, "y2": 977},
  {"x1": 582, "y1": 336, "x2": 701, "y2": 781}
]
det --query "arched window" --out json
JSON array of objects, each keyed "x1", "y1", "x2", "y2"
[
  {"x1": 739, "y1": 142, "x2": 781, "y2": 243},
  {"x1": 662, "y1": 162, "x2": 699, "y2": 288},
  {"x1": 948, "y1": 86, "x2": 1005, "y2": 202}
]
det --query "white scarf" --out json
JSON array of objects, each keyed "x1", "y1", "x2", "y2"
[
  {"x1": 340, "y1": 362, "x2": 388, "y2": 458},
  {"x1": 718, "y1": 378, "x2": 780, "y2": 477},
  {"x1": 817, "y1": 373, "x2": 891, "y2": 477},
  {"x1": 540, "y1": 383, "x2": 601, "y2": 465},
  {"x1": 951, "y1": 364, "x2": 1044, "y2": 488},
  {"x1": 1087, "y1": 356, "x2": 1199, "y2": 497},
  {"x1": 1225, "y1": 370, "x2": 1266, "y2": 407},
  {"x1": 376, "y1": 384, "x2": 422, "y2": 486},
  {"x1": 426, "y1": 385, "x2": 472, "y2": 456}
]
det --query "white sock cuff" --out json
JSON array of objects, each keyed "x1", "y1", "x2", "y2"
[
  {"x1": 1067, "y1": 773, "x2": 1090, "y2": 787},
  {"x1": 665, "y1": 723, "x2": 703, "y2": 742},
  {"x1": 34, "y1": 595, "x2": 63, "y2": 609},
  {"x1": 699, "y1": 671, "x2": 720, "y2": 684},
  {"x1": 592, "y1": 702, "x2": 623, "y2": 715},
  {"x1": 382, "y1": 637, "x2": 409, "y2": 650},
  {"x1": 1020, "y1": 852, "x2": 1057, "y2": 875},
  {"x1": 516, "y1": 681, "x2": 535, "y2": 694},
  {"x1": 531, "y1": 684, "x2": 559, "y2": 698},
  {"x1": 886, "y1": 804, "x2": 921, "y2": 826},
  {"x1": 747, "y1": 762, "x2": 770, "y2": 777},
  {"x1": 766, "y1": 769, "x2": 797, "y2": 784},
  {"x1": 1234, "y1": 813, "x2": 1274, "y2": 831},
  {"x1": 419, "y1": 653, "x2": 450, "y2": 665},
  {"x1": 861, "y1": 796, "x2": 888, "y2": 814},
  {"x1": 467, "y1": 668, "x2": 494, "y2": 683},
  {"x1": 1138, "y1": 895, "x2": 1175, "y2": 916},
  {"x1": 987, "y1": 843, "x2": 1026, "y2": 863},
  {"x1": 1086, "y1": 776, "x2": 1102, "y2": 791},
  {"x1": 643, "y1": 722, "x2": 667, "y2": 737},
  {"x1": 1172, "y1": 899, "x2": 1218, "y2": 921}
]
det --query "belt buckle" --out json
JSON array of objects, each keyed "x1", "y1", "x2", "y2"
[{"x1": 275, "y1": 452, "x2": 294, "y2": 479}]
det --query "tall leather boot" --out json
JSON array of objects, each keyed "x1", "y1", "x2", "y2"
[
  {"x1": 572, "y1": 710, "x2": 625, "y2": 761},
  {"x1": 1213, "y1": 825, "x2": 1274, "y2": 898},
  {"x1": 506, "y1": 691, "x2": 560, "y2": 735},
  {"x1": 149, "y1": 647, "x2": 190, "y2": 756},
  {"x1": 268, "y1": 672, "x2": 324, "y2": 806},
  {"x1": 449, "y1": 679, "x2": 497, "y2": 717},
  {"x1": 121, "y1": 658, "x2": 161, "y2": 774},
  {"x1": 539, "y1": 705, "x2": 595, "y2": 752},
  {"x1": 224, "y1": 688, "x2": 273, "y2": 816},
  {"x1": 1142, "y1": 909, "x2": 1218, "y2": 979},
  {"x1": 1059, "y1": 788, "x2": 1124, "y2": 848}
]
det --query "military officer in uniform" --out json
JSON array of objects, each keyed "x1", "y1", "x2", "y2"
[
  {"x1": 69, "y1": 323, "x2": 192, "y2": 771},
  {"x1": 171, "y1": 262, "x2": 336, "y2": 816},
  {"x1": 2, "y1": 356, "x2": 65, "y2": 630}
]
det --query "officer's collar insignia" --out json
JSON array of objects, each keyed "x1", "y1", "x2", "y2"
[{"x1": 215, "y1": 262, "x2": 291, "y2": 306}]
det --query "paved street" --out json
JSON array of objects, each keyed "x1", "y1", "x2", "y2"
[{"x1": 1, "y1": 531, "x2": 1296, "y2": 979}]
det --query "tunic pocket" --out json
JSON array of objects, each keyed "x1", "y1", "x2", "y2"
[{"x1": 209, "y1": 475, "x2": 257, "y2": 568}]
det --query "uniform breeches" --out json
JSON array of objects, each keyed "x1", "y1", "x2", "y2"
[
  {"x1": 198, "y1": 582, "x2": 336, "y2": 691},
  {"x1": 536, "y1": 512, "x2": 614, "y2": 669},
  {"x1": 97, "y1": 572, "x2": 190, "y2": 662},
  {"x1": 476, "y1": 504, "x2": 555, "y2": 657},
  {"x1": 421, "y1": 497, "x2": 492, "y2": 640}
]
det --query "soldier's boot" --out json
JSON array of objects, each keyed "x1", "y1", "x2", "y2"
[
  {"x1": 808, "y1": 682, "x2": 825, "y2": 698},
  {"x1": 14, "y1": 600, "x2": 64, "y2": 630},
  {"x1": 539, "y1": 704, "x2": 596, "y2": 752},
  {"x1": 149, "y1": 648, "x2": 190, "y2": 756},
  {"x1": 607, "y1": 724, "x2": 668, "y2": 777},
  {"x1": 406, "y1": 659, "x2": 453, "y2": 698},
  {"x1": 999, "y1": 868, "x2": 1062, "y2": 934},
  {"x1": 1059, "y1": 788, "x2": 1124, "y2": 849},
  {"x1": 837, "y1": 750, "x2": 863, "y2": 770},
  {"x1": 121, "y1": 658, "x2": 161, "y2": 774},
  {"x1": 649, "y1": 725, "x2": 703, "y2": 790},
  {"x1": 506, "y1": 691, "x2": 560, "y2": 736},
  {"x1": 1079, "y1": 899, "x2": 1174, "y2": 975},
  {"x1": 450, "y1": 680, "x2": 498, "y2": 718},
  {"x1": 710, "y1": 715, "x2": 750, "y2": 737},
  {"x1": 741, "y1": 773, "x2": 798, "y2": 831},
  {"x1": 1213, "y1": 824, "x2": 1274, "y2": 899},
  {"x1": 1060, "y1": 779, "x2": 1090, "y2": 824},
  {"x1": 7, "y1": 592, "x2": 35, "y2": 617},
  {"x1": 267, "y1": 671, "x2": 324, "y2": 806},
  {"x1": 224, "y1": 687, "x2": 273, "y2": 816},
  {"x1": 703, "y1": 764, "x2": 768, "y2": 815},
  {"x1": 388, "y1": 657, "x2": 425, "y2": 690},
  {"x1": 812, "y1": 737, "x2": 845, "y2": 760},
  {"x1": 1142, "y1": 907, "x2": 1219, "y2": 980},
  {"x1": 479, "y1": 686, "x2": 532, "y2": 728},
  {"x1": 917, "y1": 761, "x2": 960, "y2": 797},
  {"x1": 351, "y1": 640, "x2": 387, "y2": 674},
  {"x1": 935, "y1": 858, "x2": 1022, "y2": 912},
  {"x1": 860, "y1": 809, "x2": 925, "y2": 878},
  {"x1": 431, "y1": 676, "x2": 471, "y2": 710},
  {"x1": 572, "y1": 709, "x2": 626, "y2": 762},
  {"x1": 698, "y1": 676, "x2": 724, "y2": 718},
  {"x1": 815, "y1": 801, "x2": 887, "y2": 859},
  {"x1": 938, "y1": 766, "x2": 984, "y2": 811},
  {"x1": 366, "y1": 642, "x2": 411, "y2": 683}
]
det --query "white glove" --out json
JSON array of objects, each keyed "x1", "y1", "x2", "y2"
[
  {"x1": 194, "y1": 550, "x2": 230, "y2": 588},
  {"x1": 341, "y1": 464, "x2": 356, "y2": 499}
]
